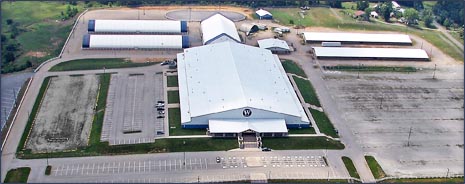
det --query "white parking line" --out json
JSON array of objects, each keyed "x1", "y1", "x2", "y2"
[{"x1": 65, "y1": 165, "x2": 69, "y2": 176}]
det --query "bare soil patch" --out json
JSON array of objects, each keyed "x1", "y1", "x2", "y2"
[{"x1": 25, "y1": 75, "x2": 99, "y2": 152}]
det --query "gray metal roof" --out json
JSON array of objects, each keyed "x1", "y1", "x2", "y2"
[
  {"x1": 257, "y1": 38, "x2": 290, "y2": 50},
  {"x1": 313, "y1": 47, "x2": 429, "y2": 59},
  {"x1": 177, "y1": 42, "x2": 309, "y2": 124},
  {"x1": 303, "y1": 32, "x2": 412, "y2": 44}
]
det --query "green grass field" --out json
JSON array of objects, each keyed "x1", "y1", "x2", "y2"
[
  {"x1": 1, "y1": 1, "x2": 89, "y2": 73},
  {"x1": 270, "y1": 7, "x2": 463, "y2": 62},
  {"x1": 168, "y1": 90, "x2": 180, "y2": 104},
  {"x1": 365, "y1": 156, "x2": 387, "y2": 179},
  {"x1": 287, "y1": 127, "x2": 316, "y2": 134},
  {"x1": 381, "y1": 177, "x2": 464, "y2": 183},
  {"x1": 292, "y1": 76, "x2": 321, "y2": 107},
  {"x1": 167, "y1": 75, "x2": 179, "y2": 87},
  {"x1": 342, "y1": 156, "x2": 360, "y2": 179},
  {"x1": 310, "y1": 109, "x2": 339, "y2": 138},
  {"x1": 262, "y1": 137, "x2": 344, "y2": 150},
  {"x1": 168, "y1": 108, "x2": 206, "y2": 136},
  {"x1": 324, "y1": 65, "x2": 417, "y2": 73},
  {"x1": 4, "y1": 167, "x2": 31, "y2": 183},
  {"x1": 281, "y1": 60, "x2": 307, "y2": 77},
  {"x1": 49, "y1": 58, "x2": 156, "y2": 71}
]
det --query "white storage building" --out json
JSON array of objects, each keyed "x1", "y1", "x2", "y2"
[
  {"x1": 82, "y1": 34, "x2": 189, "y2": 49},
  {"x1": 303, "y1": 32, "x2": 412, "y2": 45},
  {"x1": 257, "y1": 38, "x2": 291, "y2": 54},
  {"x1": 88, "y1": 20, "x2": 188, "y2": 34},
  {"x1": 313, "y1": 47, "x2": 429, "y2": 61},
  {"x1": 200, "y1": 13, "x2": 241, "y2": 45},
  {"x1": 177, "y1": 42, "x2": 310, "y2": 137}
]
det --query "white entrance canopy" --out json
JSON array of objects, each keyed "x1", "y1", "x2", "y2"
[{"x1": 209, "y1": 119, "x2": 288, "y2": 133}]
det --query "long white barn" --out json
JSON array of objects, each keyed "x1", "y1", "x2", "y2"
[
  {"x1": 313, "y1": 47, "x2": 429, "y2": 60},
  {"x1": 303, "y1": 32, "x2": 412, "y2": 45},
  {"x1": 88, "y1": 20, "x2": 188, "y2": 34},
  {"x1": 177, "y1": 42, "x2": 310, "y2": 137},
  {"x1": 82, "y1": 34, "x2": 189, "y2": 49},
  {"x1": 200, "y1": 13, "x2": 241, "y2": 45}
]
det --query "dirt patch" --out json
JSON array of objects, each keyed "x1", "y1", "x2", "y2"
[
  {"x1": 114, "y1": 5, "x2": 253, "y2": 19},
  {"x1": 25, "y1": 75, "x2": 99, "y2": 152},
  {"x1": 25, "y1": 51, "x2": 48, "y2": 58}
]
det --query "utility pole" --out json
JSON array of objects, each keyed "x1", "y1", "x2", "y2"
[
  {"x1": 432, "y1": 64, "x2": 437, "y2": 79},
  {"x1": 446, "y1": 168, "x2": 450, "y2": 178},
  {"x1": 357, "y1": 63, "x2": 361, "y2": 78},
  {"x1": 407, "y1": 126, "x2": 412, "y2": 147},
  {"x1": 327, "y1": 170, "x2": 330, "y2": 181},
  {"x1": 183, "y1": 151, "x2": 186, "y2": 166}
]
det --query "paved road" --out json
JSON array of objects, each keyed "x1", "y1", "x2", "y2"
[{"x1": 433, "y1": 21, "x2": 464, "y2": 52}]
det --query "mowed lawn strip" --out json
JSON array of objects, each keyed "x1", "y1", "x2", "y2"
[
  {"x1": 4, "y1": 167, "x2": 31, "y2": 183},
  {"x1": 281, "y1": 60, "x2": 307, "y2": 78},
  {"x1": 365, "y1": 156, "x2": 387, "y2": 179},
  {"x1": 168, "y1": 108, "x2": 206, "y2": 136},
  {"x1": 168, "y1": 90, "x2": 180, "y2": 104},
  {"x1": 292, "y1": 76, "x2": 321, "y2": 107},
  {"x1": 262, "y1": 137, "x2": 344, "y2": 150},
  {"x1": 342, "y1": 156, "x2": 360, "y2": 179},
  {"x1": 310, "y1": 108, "x2": 339, "y2": 138},
  {"x1": 17, "y1": 77, "x2": 52, "y2": 153},
  {"x1": 287, "y1": 127, "x2": 316, "y2": 134},
  {"x1": 167, "y1": 75, "x2": 179, "y2": 87},
  {"x1": 49, "y1": 58, "x2": 156, "y2": 71}
]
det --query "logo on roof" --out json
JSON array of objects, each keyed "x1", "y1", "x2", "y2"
[{"x1": 243, "y1": 109, "x2": 252, "y2": 117}]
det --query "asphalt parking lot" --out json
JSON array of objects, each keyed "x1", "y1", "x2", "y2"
[
  {"x1": 323, "y1": 70, "x2": 464, "y2": 177},
  {"x1": 101, "y1": 72, "x2": 165, "y2": 145},
  {"x1": 0, "y1": 72, "x2": 33, "y2": 128}
]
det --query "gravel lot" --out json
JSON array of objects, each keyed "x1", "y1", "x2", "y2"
[{"x1": 26, "y1": 75, "x2": 99, "y2": 152}]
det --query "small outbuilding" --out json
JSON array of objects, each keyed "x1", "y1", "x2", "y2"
[
  {"x1": 239, "y1": 23, "x2": 259, "y2": 35},
  {"x1": 200, "y1": 13, "x2": 241, "y2": 45},
  {"x1": 255, "y1": 9, "x2": 273, "y2": 19},
  {"x1": 257, "y1": 38, "x2": 291, "y2": 54}
]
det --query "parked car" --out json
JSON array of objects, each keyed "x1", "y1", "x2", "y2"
[
  {"x1": 160, "y1": 61, "x2": 170, "y2": 65},
  {"x1": 157, "y1": 115, "x2": 165, "y2": 119},
  {"x1": 156, "y1": 103, "x2": 164, "y2": 107},
  {"x1": 157, "y1": 107, "x2": 165, "y2": 111},
  {"x1": 156, "y1": 131, "x2": 164, "y2": 135},
  {"x1": 216, "y1": 157, "x2": 221, "y2": 163},
  {"x1": 261, "y1": 147, "x2": 272, "y2": 152},
  {"x1": 157, "y1": 100, "x2": 165, "y2": 103},
  {"x1": 158, "y1": 110, "x2": 165, "y2": 114}
]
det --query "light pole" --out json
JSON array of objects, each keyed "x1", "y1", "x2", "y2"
[
  {"x1": 446, "y1": 168, "x2": 450, "y2": 178},
  {"x1": 432, "y1": 64, "x2": 437, "y2": 79},
  {"x1": 407, "y1": 126, "x2": 412, "y2": 147}
]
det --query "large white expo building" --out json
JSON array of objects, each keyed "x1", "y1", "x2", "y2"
[{"x1": 177, "y1": 41, "x2": 310, "y2": 137}]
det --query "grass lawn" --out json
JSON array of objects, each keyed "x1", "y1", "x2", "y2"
[
  {"x1": 381, "y1": 177, "x2": 464, "y2": 183},
  {"x1": 262, "y1": 137, "x2": 344, "y2": 150},
  {"x1": 288, "y1": 127, "x2": 316, "y2": 134},
  {"x1": 1, "y1": 1, "x2": 89, "y2": 73},
  {"x1": 269, "y1": 179, "x2": 348, "y2": 183},
  {"x1": 168, "y1": 108, "x2": 206, "y2": 136},
  {"x1": 324, "y1": 65, "x2": 417, "y2": 73},
  {"x1": 281, "y1": 60, "x2": 307, "y2": 78},
  {"x1": 167, "y1": 75, "x2": 179, "y2": 87},
  {"x1": 292, "y1": 76, "x2": 321, "y2": 107},
  {"x1": 168, "y1": 90, "x2": 180, "y2": 104},
  {"x1": 4, "y1": 167, "x2": 31, "y2": 183},
  {"x1": 49, "y1": 58, "x2": 155, "y2": 71},
  {"x1": 17, "y1": 77, "x2": 52, "y2": 153},
  {"x1": 449, "y1": 31, "x2": 464, "y2": 45},
  {"x1": 310, "y1": 109, "x2": 338, "y2": 138},
  {"x1": 270, "y1": 7, "x2": 463, "y2": 62},
  {"x1": 365, "y1": 156, "x2": 387, "y2": 179},
  {"x1": 342, "y1": 156, "x2": 360, "y2": 179}
]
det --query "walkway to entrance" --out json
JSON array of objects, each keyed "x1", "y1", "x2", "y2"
[{"x1": 239, "y1": 133, "x2": 261, "y2": 149}]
